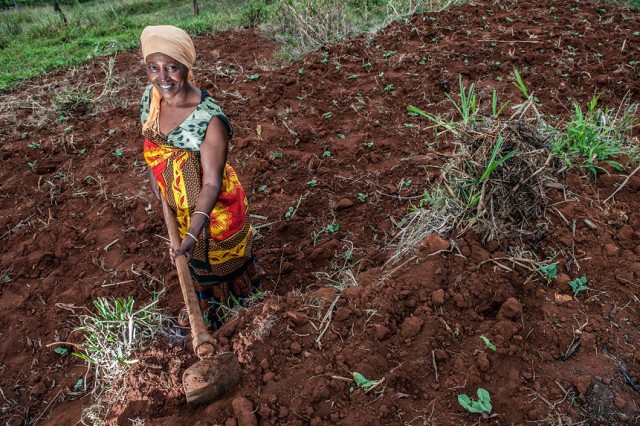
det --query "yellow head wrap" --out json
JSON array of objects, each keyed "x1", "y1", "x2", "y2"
[{"x1": 140, "y1": 25, "x2": 196, "y2": 138}]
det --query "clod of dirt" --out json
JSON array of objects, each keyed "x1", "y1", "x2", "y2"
[
  {"x1": 431, "y1": 289, "x2": 445, "y2": 306},
  {"x1": 497, "y1": 297, "x2": 523, "y2": 320},
  {"x1": 231, "y1": 397, "x2": 257, "y2": 426},
  {"x1": 603, "y1": 243, "x2": 619, "y2": 256},
  {"x1": 477, "y1": 351, "x2": 490, "y2": 372},
  {"x1": 335, "y1": 198, "x2": 355, "y2": 211},
  {"x1": 372, "y1": 324, "x2": 391, "y2": 341},
  {"x1": 400, "y1": 316, "x2": 424, "y2": 338},
  {"x1": 418, "y1": 234, "x2": 450, "y2": 255}
]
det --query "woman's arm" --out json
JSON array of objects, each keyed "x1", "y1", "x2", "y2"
[{"x1": 172, "y1": 117, "x2": 230, "y2": 261}]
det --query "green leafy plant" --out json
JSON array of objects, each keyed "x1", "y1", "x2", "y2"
[
  {"x1": 327, "y1": 223, "x2": 340, "y2": 233},
  {"x1": 551, "y1": 94, "x2": 638, "y2": 177},
  {"x1": 350, "y1": 372, "x2": 382, "y2": 393},
  {"x1": 569, "y1": 276, "x2": 589, "y2": 297},
  {"x1": 72, "y1": 294, "x2": 166, "y2": 390},
  {"x1": 322, "y1": 149, "x2": 332, "y2": 158},
  {"x1": 28, "y1": 142, "x2": 41, "y2": 149},
  {"x1": 307, "y1": 179, "x2": 318, "y2": 187},
  {"x1": 383, "y1": 84, "x2": 394, "y2": 92},
  {"x1": 491, "y1": 90, "x2": 510, "y2": 117},
  {"x1": 356, "y1": 193, "x2": 367, "y2": 203},
  {"x1": 284, "y1": 206, "x2": 295, "y2": 219},
  {"x1": 270, "y1": 150, "x2": 283, "y2": 160},
  {"x1": 248, "y1": 73, "x2": 260, "y2": 81},
  {"x1": 113, "y1": 149, "x2": 123, "y2": 158},
  {"x1": 458, "y1": 388, "x2": 492, "y2": 414},
  {"x1": 539, "y1": 263, "x2": 557, "y2": 282},
  {"x1": 512, "y1": 68, "x2": 530, "y2": 100},
  {"x1": 480, "y1": 335, "x2": 496, "y2": 351},
  {"x1": 258, "y1": 184, "x2": 268, "y2": 192},
  {"x1": 54, "y1": 347, "x2": 69, "y2": 356}
]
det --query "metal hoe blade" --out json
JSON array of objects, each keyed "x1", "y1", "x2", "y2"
[{"x1": 183, "y1": 352, "x2": 241, "y2": 405}]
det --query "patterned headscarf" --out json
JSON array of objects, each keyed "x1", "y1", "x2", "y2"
[{"x1": 140, "y1": 25, "x2": 196, "y2": 138}]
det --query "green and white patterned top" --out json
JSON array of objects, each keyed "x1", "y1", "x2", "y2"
[{"x1": 139, "y1": 85, "x2": 233, "y2": 151}]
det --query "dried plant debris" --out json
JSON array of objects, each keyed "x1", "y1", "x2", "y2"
[{"x1": 443, "y1": 120, "x2": 557, "y2": 242}]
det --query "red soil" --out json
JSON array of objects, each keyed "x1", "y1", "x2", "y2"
[{"x1": 1, "y1": 0, "x2": 640, "y2": 424}]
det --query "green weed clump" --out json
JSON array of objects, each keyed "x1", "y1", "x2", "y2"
[
  {"x1": 72, "y1": 294, "x2": 168, "y2": 390},
  {"x1": 550, "y1": 95, "x2": 638, "y2": 177}
]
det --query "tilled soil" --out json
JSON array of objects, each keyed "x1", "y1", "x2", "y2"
[{"x1": 1, "y1": 0, "x2": 640, "y2": 424}]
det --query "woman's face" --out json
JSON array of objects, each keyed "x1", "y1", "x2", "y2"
[{"x1": 145, "y1": 52, "x2": 189, "y2": 100}]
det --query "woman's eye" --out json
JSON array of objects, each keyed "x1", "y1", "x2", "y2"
[{"x1": 168, "y1": 66, "x2": 177, "y2": 72}]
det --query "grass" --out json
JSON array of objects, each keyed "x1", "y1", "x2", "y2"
[
  {"x1": 550, "y1": 94, "x2": 638, "y2": 177},
  {"x1": 1, "y1": 0, "x2": 467, "y2": 92},
  {"x1": 0, "y1": 0, "x2": 249, "y2": 91},
  {"x1": 72, "y1": 293, "x2": 169, "y2": 392}
]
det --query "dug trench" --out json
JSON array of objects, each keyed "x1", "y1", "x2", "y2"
[{"x1": 0, "y1": 0, "x2": 639, "y2": 424}]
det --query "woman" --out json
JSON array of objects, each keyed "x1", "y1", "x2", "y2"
[{"x1": 139, "y1": 25, "x2": 260, "y2": 330}]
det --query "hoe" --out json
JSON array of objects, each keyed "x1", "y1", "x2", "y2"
[{"x1": 161, "y1": 198, "x2": 240, "y2": 404}]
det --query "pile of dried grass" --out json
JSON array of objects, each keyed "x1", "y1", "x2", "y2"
[
  {"x1": 443, "y1": 119, "x2": 555, "y2": 241},
  {"x1": 388, "y1": 119, "x2": 557, "y2": 263}
]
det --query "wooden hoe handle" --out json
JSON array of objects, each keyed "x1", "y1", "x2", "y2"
[{"x1": 161, "y1": 197, "x2": 215, "y2": 358}]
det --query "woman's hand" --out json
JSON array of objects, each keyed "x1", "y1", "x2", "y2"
[{"x1": 170, "y1": 237, "x2": 197, "y2": 263}]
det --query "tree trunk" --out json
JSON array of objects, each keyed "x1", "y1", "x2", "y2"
[
  {"x1": 53, "y1": 1, "x2": 68, "y2": 25},
  {"x1": 193, "y1": 0, "x2": 199, "y2": 16}
]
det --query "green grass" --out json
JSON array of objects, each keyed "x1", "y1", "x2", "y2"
[
  {"x1": 550, "y1": 94, "x2": 638, "y2": 177},
  {"x1": 0, "y1": 0, "x2": 249, "y2": 91},
  {"x1": 0, "y1": 0, "x2": 466, "y2": 92}
]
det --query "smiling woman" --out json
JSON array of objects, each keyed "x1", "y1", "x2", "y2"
[{"x1": 139, "y1": 25, "x2": 260, "y2": 330}]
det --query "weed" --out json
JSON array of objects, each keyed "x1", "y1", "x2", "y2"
[
  {"x1": 550, "y1": 94, "x2": 638, "y2": 177},
  {"x1": 327, "y1": 223, "x2": 340, "y2": 233},
  {"x1": 72, "y1": 294, "x2": 167, "y2": 391},
  {"x1": 363, "y1": 141, "x2": 374, "y2": 149},
  {"x1": 383, "y1": 50, "x2": 396, "y2": 58},
  {"x1": 323, "y1": 149, "x2": 332, "y2": 158},
  {"x1": 458, "y1": 388, "x2": 492, "y2": 414},
  {"x1": 337, "y1": 133, "x2": 346, "y2": 139},
  {"x1": 350, "y1": 372, "x2": 382, "y2": 393},
  {"x1": 322, "y1": 112, "x2": 333, "y2": 120},
  {"x1": 383, "y1": 83, "x2": 394, "y2": 92},
  {"x1": 54, "y1": 347, "x2": 68, "y2": 356},
  {"x1": 539, "y1": 263, "x2": 557, "y2": 282},
  {"x1": 284, "y1": 206, "x2": 295, "y2": 218},
  {"x1": 569, "y1": 276, "x2": 589, "y2": 297},
  {"x1": 491, "y1": 90, "x2": 509, "y2": 117},
  {"x1": 512, "y1": 68, "x2": 530, "y2": 100},
  {"x1": 248, "y1": 73, "x2": 260, "y2": 81},
  {"x1": 480, "y1": 335, "x2": 496, "y2": 351},
  {"x1": 28, "y1": 142, "x2": 41, "y2": 149},
  {"x1": 258, "y1": 184, "x2": 268, "y2": 192},
  {"x1": 270, "y1": 150, "x2": 283, "y2": 160},
  {"x1": 356, "y1": 193, "x2": 368, "y2": 203},
  {"x1": 307, "y1": 179, "x2": 319, "y2": 187},
  {"x1": 113, "y1": 149, "x2": 123, "y2": 158}
]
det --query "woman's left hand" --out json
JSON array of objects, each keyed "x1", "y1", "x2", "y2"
[{"x1": 171, "y1": 237, "x2": 197, "y2": 263}]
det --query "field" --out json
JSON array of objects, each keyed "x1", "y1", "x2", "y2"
[{"x1": 1, "y1": 0, "x2": 640, "y2": 424}]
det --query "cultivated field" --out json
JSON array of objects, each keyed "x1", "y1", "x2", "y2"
[{"x1": 0, "y1": 0, "x2": 639, "y2": 424}]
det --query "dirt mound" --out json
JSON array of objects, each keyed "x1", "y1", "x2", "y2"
[{"x1": 1, "y1": 0, "x2": 640, "y2": 425}]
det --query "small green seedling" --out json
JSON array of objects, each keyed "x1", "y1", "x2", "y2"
[
  {"x1": 351, "y1": 372, "x2": 382, "y2": 393},
  {"x1": 458, "y1": 388, "x2": 492, "y2": 414},
  {"x1": 28, "y1": 142, "x2": 41, "y2": 149},
  {"x1": 54, "y1": 347, "x2": 69, "y2": 356},
  {"x1": 327, "y1": 223, "x2": 340, "y2": 233},
  {"x1": 383, "y1": 84, "x2": 394, "y2": 92},
  {"x1": 27, "y1": 161, "x2": 37, "y2": 169},
  {"x1": 356, "y1": 193, "x2": 368, "y2": 203},
  {"x1": 539, "y1": 263, "x2": 557, "y2": 282},
  {"x1": 73, "y1": 378, "x2": 83, "y2": 391},
  {"x1": 1, "y1": 275, "x2": 10, "y2": 283},
  {"x1": 258, "y1": 184, "x2": 267, "y2": 192},
  {"x1": 248, "y1": 74, "x2": 260, "y2": 81},
  {"x1": 113, "y1": 149, "x2": 123, "y2": 158},
  {"x1": 569, "y1": 276, "x2": 589, "y2": 297},
  {"x1": 322, "y1": 149, "x2": 332, "y2": 158},
  {"x1": 270, "y1": 150, "x2": 283, "y2": 160},
  {"x1": 322, "y1": 112, "x2": 333, "y2": 119},
  {"x1": 480, "y1": 335, "x2": 496, "y2": 351},
  {"x1": 284, "y1": 207, "x2": 295, "y2": 219},
  {"x1": 307, "y1": 179, "x2": 318, "y2": 187},
  {"x1": 108, "y1": 129, "x2": 116, "y2": 135},
  {"x1": 363, "y1": 141, "x2": 374, "y2": 149}
]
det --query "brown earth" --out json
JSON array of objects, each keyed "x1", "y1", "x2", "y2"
[{"x1": 1, "y1": 0, "x2": 640, "y2": 424}]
